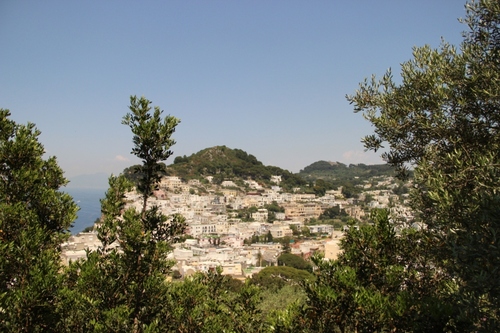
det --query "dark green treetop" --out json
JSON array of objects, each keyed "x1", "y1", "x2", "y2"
[
  {"x1": 0, "y1": 109, "x2": 78, "y2": 332},
  {"x1": 277, "y1": 253, "x2": 312, "y2": 272},
  {"x1": 297, "y1": 210, "x2": 453, "y2": 333},
  {"x1": 122, "y1": 95, "x2": 181, "y2": 216},
  {"x1": 59, "y1": 96, "x2": 186, "y2": 333}
]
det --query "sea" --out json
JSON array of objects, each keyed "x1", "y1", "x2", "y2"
[{"x1": 65, "y1": 187, "x2": 107, "y2": 234}]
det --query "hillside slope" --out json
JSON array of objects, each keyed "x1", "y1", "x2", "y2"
[
  {"x1": 299, "y1": 160, "x2": 395, "y2": 182},
  {"x1": 124, "y1": 146, "x2": 306, "y2": 191},
  {"x1": 122, "y1": 147, "x2": 398, "y2": 194}
]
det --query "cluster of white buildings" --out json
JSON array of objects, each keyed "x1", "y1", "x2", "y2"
[{"x1": 61, "y1": 174, "x2": 413, "y2": 277}]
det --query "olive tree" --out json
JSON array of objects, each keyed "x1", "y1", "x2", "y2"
[
  {"x1": 299, "y1": 210, "x2": 453, "y2": 333},
  {"x1": 347, "y1": 0, "x2": 500, "y2": 330}
]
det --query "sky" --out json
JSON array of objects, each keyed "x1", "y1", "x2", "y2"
[{"x1": 1, "y1": 1, "x2": 466, "y2": 181}]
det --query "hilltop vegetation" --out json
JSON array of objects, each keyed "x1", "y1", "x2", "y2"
[
  {"x1": 170, "y1": 146, "x2": 306, "y2": 190},
  {"x1": 297, "y1": 161, "x2": 398, "y2": 197},
  {"x1": 123, "y1": 145, "x2": 307, "y2": 191},
  {"x1": 299, "y1": 160, "x2": 395, "y2": 180},
  {"x1": 123, "y1": 147, "x2": 397, "y2": 197}
]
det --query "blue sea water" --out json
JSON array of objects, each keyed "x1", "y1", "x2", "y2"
[{"x1": 65, "y1": 188, "x2": 106, "y2": 234}]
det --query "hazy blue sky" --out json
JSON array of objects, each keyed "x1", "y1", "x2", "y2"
[{"x1": 1, "y1": 1, "x2": 466, "y2": 178}]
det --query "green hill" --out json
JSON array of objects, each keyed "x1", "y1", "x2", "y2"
[
  {"x1": 165, "y1": 146, "x2": 306, "y2": 190},
  {"x1": 122, "y1": 147, "x2": 399, "y2": 195},
  {"x1": 297, "y1": 161, "x2": 399, "y2": 197},
  {"x1": 299, "y1": 160, "x2": 395, "y2": 182}
]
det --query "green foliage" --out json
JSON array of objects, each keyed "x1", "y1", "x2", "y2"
[
  {"x1": 265, "y1": 202, "x2": 285, "y2": 222},
  {"x1": 122, "y1": 96, "x2": 180, "y2": 214},
  {"x1": 165, "y1": 145, "x2": 307, "y2": 190},
  {"x1": 0, "y1": 109, "x2": 78, "y2": 332},
  {"x1": 319, "y1": 206, "x2": 348, "y2": 220},
  {"x1": 258, "y1": 284, "x2": 307, "y2": 326},
  {"x1": 173, "y1": 155, "x2": 189, "y2": 164},
  {"x1": 236, "y1": 205, "x2": 258, "y2": 222},
  {"x1": 251, "y1": 266, "x2": 315, "y2": 291},
  {"x1": 340, "y1": 182, "x2": 359, "y2": 199},
  {"x1": 300, "y1": 160, "x2": 339, "y2": 173},
  {"x1": 346, "y1": 1, "x2": 500, "y2": 329},
  {"x1": 301, "y1": 226, "x2": 311, "y2": 237},
  {"x1": 264, "y1": 201, "x2": 285, "y2": 213},
  {"x1": 277, "y1": 253, "x2": 312, "y2": 272},
  {"x1": 59, "y1": 96, "x2": 186, "y2": 332},
  {"x1": 300, "y1": 209, "x2": 455, "y2": 332},
  {"x1": 300, "y1": 161, "x2": 396, "y2": 181},
  {"x1": 289, "y1": 225, "x2": 300, "y2": 237},
  {"x1": 250, "y1": 266, "x2": 315, "y2": 332},
  {"x1": 312, "y1": 179, "x2": 328, "y2": 197},
  {"x1": 164, "y1": 269, "x2": 265, "y2": 332},
  {"x1": 122, "y1": 163, "x2": 169, "y2": 189},
  {"x1": 300, "y1": 161, "x2": 398, "y2": 199},
  {"x1": 275, "y1": 236, "x2": 292, "y2": 253}
]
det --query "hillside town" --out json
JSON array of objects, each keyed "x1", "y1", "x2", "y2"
[{"x1": 62, "y1": 174, "x2": 414, "y2": 278}]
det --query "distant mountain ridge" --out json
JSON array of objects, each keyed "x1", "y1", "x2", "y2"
[
  {"x1": 119, "y1": 147, "x2": 395, "y2": 191},
  {"x1": 299, "y1": 160, "x2": 395, "y2": 181},
  {"x1": 68, "y1": 149, "x2": 396, "y2": 191}
]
